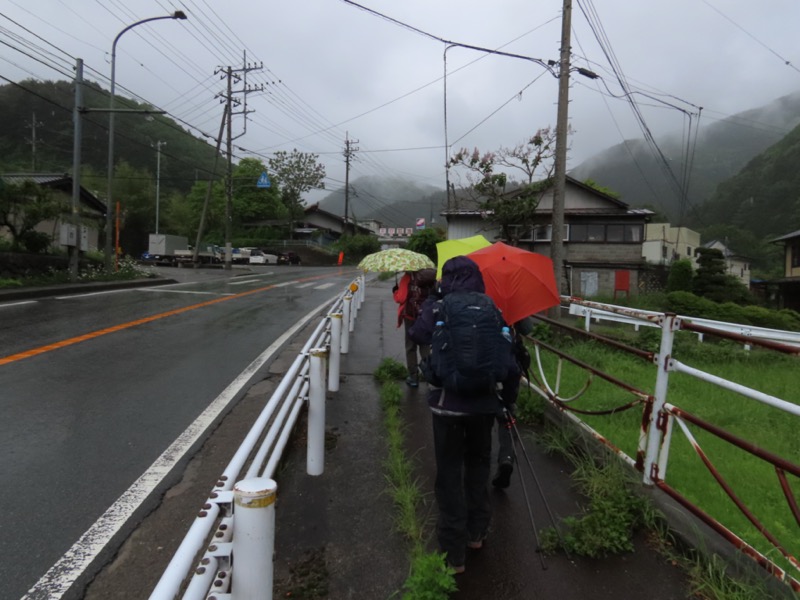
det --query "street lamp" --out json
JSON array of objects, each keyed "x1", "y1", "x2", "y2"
[{"x1": 105, "y1": 11, "x2": 187, "y2": 270}]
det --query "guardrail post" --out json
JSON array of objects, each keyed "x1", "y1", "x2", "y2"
[
  {"x1": 232, "y1": 477, "x2": 277, "y2": 600},
  {"x1": 584, "y1": 308, "x2": 592, "y2": 332},
  {"x1": 643, "y1": 313, "x2": 678, "y2": 485},
  {"x1": 349, "y1": 281, "x2": 360, "y2": 320},
  {"x1": 341, "y1": 294, "x2": 352, "y2": 353},
  {"x1": 307, "y1": 347, "x2": 328, "y2": 476},
  {"x1": 328, "y1": 313, "x2": 342, "y2": 392}
]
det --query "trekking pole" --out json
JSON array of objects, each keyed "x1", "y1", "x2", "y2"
[
  {"x1": 509, "y1": 417, "x2": 571, "y2": 560},
  {"x1": 506, "y1": 413, "x2": 547, "y2": 570}
]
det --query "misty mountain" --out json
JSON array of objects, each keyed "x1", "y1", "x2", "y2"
[
  {"x1": 569, "y1": 91, "x2": 800, "y2": 220},
  {"x1": 316, "y1": 175, "x2": 446, "y2": 229}
]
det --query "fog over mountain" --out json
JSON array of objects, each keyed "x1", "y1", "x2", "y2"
[
  {"x1": 314, "y1": 91, "x2": 800, "y2": 232},
  {"x1": 569, "y1": 91, "x2": 800, "y2": 221},
  {"x1": 316, "y1": 175, "x2": 447, "y2": 230}
]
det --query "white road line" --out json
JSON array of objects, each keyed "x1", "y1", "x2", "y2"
[
  {"x1": 295, "y1": 282, "x2": 315, "y2": 288},
  {"x1": 55, "y1": 289, "x2": 133, "y2": 299},
  {"x1": 272, "y1": 280, "x2": 300, "y2": 287},
  {"x1": 228, "y1": 279, "x2": 260, "y2": 286},
  {"x1": 22, "y1": 296, "x2": 336, "y2": 600},
  {"x1": 0, "y1": 300, "x2": 37, "y2": 308},
  {"x1": 314, "y1": 283, "x2": 336, "y2": 290},
  {"x1": 138, "y1": 289, "x2": 236, "y2": 296}
]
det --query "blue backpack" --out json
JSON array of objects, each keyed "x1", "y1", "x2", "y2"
[{"x1": 423, "y1": 291, "x2": 513, "y2": 396}]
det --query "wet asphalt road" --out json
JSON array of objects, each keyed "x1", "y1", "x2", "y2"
[{"x1": 0, "y1": 265, "x2": 359, "y2": 600}]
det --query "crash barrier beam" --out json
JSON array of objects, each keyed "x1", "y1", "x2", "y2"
[
  {"x1": 150, "y1": 276, "x2": 364, "y2": 600},
  {"x1": 530, "y1": 298, "x2": 800, "y2": 593}
]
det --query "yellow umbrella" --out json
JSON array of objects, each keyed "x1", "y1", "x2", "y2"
[{"x1": 435, "y1": 234, "x2": 491, "y2": 279}]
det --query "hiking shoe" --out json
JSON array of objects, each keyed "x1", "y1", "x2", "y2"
[
  {"x1": 467, "y1": 531, "x2": 487, "y2": 550},
  {"x1": 405, "y1": 375, "x2": 419, "y2": 388},
  {"x1": 492, "y1": 461, "x2": 513, "y2": 489},
  {"x1": 447, "y1": 561, "x2": 465, "y2": 574}
]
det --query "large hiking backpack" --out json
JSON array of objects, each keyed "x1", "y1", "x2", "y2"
[
  {"x1": 404, "y1": 268, "x2": 436, "y2": 320},
  {"x1": 424, "y1": 291, "x2": 513, "y2": 396}
]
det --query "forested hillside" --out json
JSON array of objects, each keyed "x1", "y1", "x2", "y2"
[
  {"x1": 569, "y1": 91, "x2": 800, "y2": 221},
  {"x1": 0, "y1": 79, "x2": 222, "y2": 193}
]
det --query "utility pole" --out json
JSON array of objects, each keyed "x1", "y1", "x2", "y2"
[
  {"x1": 551, "y1": 0, "x2": 572, "y2": 310},
  {"x1": 216, "y1": 56, "x2": 263, "y2": 269},
  {"x1": 69, "y1": 59, "x2": 84, "y2": 281},
  {"x1": 26, "y1": 112, "x2": 43, "y2": 171},
  {"x1": 343, "y1": 133, "x2": 358, "y2": 236},
  {"x1": 154, "y1": 140, "x2": 165, "y2": 234}
]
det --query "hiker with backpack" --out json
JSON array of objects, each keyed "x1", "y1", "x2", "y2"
[
  {"x1": 393, "y1": 267, "x2": 437, "y2": 387},
  {"x1": 408, "y1": 256, "x2": 518, "y2": 574}
]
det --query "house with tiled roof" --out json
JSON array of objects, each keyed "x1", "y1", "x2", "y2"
[
  {"x1": 442, "y1": 175, "x2": 653, "y2": 297},
  {"x1": 771, "y1": 229, "x2": 800, "y2": 311},
  {"x1": 0, "y1": 173, "x2": 106, "y2": 252}
]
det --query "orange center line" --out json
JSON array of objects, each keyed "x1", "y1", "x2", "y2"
[{"x1": 0, "y1": 271, "x2": 348, "y2": 367}]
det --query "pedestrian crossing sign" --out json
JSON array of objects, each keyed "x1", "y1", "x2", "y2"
[{"x1": 257, "y1": 172, "x2": 271, "y2": 188}]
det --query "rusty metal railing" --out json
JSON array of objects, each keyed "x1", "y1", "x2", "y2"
[{"x1": 526, "y1": 298, "x2": 800, "y2": 593}]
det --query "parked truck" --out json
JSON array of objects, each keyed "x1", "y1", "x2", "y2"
[{"x1": 142, "y1": 234, "x2": 222, "y2": 265}]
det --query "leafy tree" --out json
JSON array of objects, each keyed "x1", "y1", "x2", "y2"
[
  {"x1": 693, "y1": 247, "x2": 752, "y2": 304},
  {"x1": 405, "y1": 227, "x2": 445, "y2": 264},
  {"x1": 448, "y1": 128, "x2": 558, "y2": 245},
  {"x1": 268, "y1": 149, "x2": 326, "y2": 237},
  {"x1": 666, "y1": 259, "x2": 693, "y2": 292},
  {"x1": 333, "y1": 234, "x2": 380, "y2": 264},
  {"x1": 113, "y1": 161, "x2": 157, "y2": 257},
  {"x1": 0, "y1": 180, "x2": 65, "y2": 252},
  {"x1": 231, "y1": 158, "x2": 286, "y2": 223}
]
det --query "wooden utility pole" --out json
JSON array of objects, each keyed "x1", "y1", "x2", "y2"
[
  {"x1": 216, "y1": 56, "x2": 264, "y2": 269},
  {"x1": 343, "y1": 133, "x2": 358, "y2": 235},
  {"x1": 551, "y1": 0, "x2": 572, "y2": 308}
]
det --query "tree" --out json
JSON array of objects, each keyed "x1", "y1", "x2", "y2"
[
  {"x1": 0, "y1": 180, "x2": 65, "y2": 252},
  {"x1": 405, "y1": 227, "x2": 445, "y2": 264},
  {"x1": 267, "y1": 149, "x2": 326, "y2": 238},
  {"x1": 231, "y1": 158, "x2": 286, "y2": 223},
  {"x1": 693, "y1": 247, "x2": 752, "y2": 304},
  {"x1": 448, "y1": 128, "x2": 558, "y2": 245},
  {"x1": 666, "y1": 259, "x2": 693, "y2": 293},
  {"x1": 333, "y1": 234, "x2": 380, "y2": 264}
]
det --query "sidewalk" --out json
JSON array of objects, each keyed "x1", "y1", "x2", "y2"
[{"x1": 271, "y1": 277, "x2": 693, "y2": 599}]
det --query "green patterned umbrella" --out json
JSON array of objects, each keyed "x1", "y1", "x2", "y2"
[{"x1": 358, "y1": 248, "x2": 435, "y2": 273}]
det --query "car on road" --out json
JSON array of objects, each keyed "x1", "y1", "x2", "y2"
[{"x1": 248, "y1": 250, "x2": 278, "y2": 265}]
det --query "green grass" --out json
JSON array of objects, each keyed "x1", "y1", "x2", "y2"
[
  {"x1": 374, "y1": 358, "x2": 458, "y2": 599},
  {"x1": 528, "y1": 332, "x2": 800, "y2": 581}
]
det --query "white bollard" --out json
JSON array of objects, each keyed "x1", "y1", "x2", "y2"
[
  {"x1": 307, "y1": 347, "x2": 328, "y2": 476},
  {"x1": 328, "y1": 313, "x2": 342, "y2": 392},
  {"x1": 232, "y1": 478, "x2": 277, "y2": 600},
  {"x1": 341, "y1": 295, "x2": 351, "y2": 353}
]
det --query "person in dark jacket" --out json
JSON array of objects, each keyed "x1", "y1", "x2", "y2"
[{"x1": 409, "y1": 255, "x2": 516, "y2": 573}]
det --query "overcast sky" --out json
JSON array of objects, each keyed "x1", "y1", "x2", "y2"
[{"x1": 3, "y1": 0, "x2": 800, "y2": 205}]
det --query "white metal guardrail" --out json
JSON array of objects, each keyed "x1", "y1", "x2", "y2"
[
  {"x1": 567, "y1": 297, "x2": 800, "y2": 348},
  {"x1": 530, "y1": 299, "x2": 800, "y2": 593},
  {"x1": 149, "y1": 275, "x2": 365, "y2": 600}
]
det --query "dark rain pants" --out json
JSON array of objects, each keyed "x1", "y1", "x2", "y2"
[{"x1": 431, "y1": 412, "x2": 495, "y2": 566}]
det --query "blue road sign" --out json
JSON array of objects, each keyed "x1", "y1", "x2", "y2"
[{"x1": 257, "y1": 172, "x2": 271, "y2": 188}]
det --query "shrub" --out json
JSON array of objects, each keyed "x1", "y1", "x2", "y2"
[{"x1": 666, "y1": 259, "x2": 693, "y2": 293}]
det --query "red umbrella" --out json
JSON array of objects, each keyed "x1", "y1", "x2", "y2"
[{"x1": 467, "y1": 242, "x2": 560, "y2": 325}]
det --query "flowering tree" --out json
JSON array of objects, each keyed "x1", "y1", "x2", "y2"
[{"x1": 448, "y1": 127, "x2": 560, "y2": 245}]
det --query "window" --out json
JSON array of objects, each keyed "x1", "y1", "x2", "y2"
[
  {"x1": 568, "y1": 223, "x2": 643, "y2": 243},
  {"x1": 791, "y1": 241, "x2": 800, "y2": 268},
  {"x1": 530, "y1": 224, "x2": 569, "y2": 241},
  {"x1": 506, "y1": 225, "x2": 534, "y2": 241},
  {"x1": 686, "y1": 246, "x2": 692, "y2": 257},
  {"x1": 624, "y1": 225, "x2": 643, "y2": 242},
  {"x1": 606, "y1": 225, "x2": 624, "y2": 242}
]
